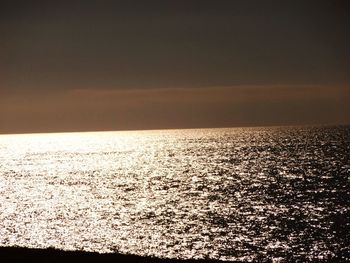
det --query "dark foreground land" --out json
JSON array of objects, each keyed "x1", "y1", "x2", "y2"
[
  {"x1": 0, "y1": 247, "x2": 230, "y2": 263},
  {"x1": 0, "y1": 246, "x2": 349, "y2": 262}
]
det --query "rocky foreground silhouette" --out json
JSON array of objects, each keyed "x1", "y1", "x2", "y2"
[{"x1": 0, "y1": 246, "x2": 232, "y2": 263}]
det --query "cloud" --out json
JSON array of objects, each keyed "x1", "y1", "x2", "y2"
[{"x1": 0, "y1": 85, "x2": 349, "y2": 134}]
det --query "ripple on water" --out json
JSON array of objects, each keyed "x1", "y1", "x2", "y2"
[{"x1": 0, "y1": 126, "x2": 349, "y2": 261}]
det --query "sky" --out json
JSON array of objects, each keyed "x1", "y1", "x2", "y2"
[{"x1": 1, "y1": 0, "x2": 349, "y2": 134}]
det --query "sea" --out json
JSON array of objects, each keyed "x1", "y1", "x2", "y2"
[{"x1": 0, "y1": 126, "x2": 349, "y2": 262}]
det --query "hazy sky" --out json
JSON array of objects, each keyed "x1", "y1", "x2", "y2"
[{"x1": 1, "y1": 0, "x2": 349, "y2": 134}]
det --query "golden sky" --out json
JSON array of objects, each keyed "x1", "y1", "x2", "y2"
[
  {"x1": 1, "y1": 1, "x2": 349, "y2": 133},
  {"x1": 1, "y1": 85, "x2": 349, "y2": 134}
]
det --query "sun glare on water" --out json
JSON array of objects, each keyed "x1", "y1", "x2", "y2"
[{"x1": 0, "y1": 127, "x2": 349, "y2": 261}]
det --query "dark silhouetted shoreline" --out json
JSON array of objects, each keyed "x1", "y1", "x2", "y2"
[{"x1": 0, "y1": 246, "x2": 235, "y2": 263}]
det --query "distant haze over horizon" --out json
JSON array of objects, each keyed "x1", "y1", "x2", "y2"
[{"x1": 1, "y1": 0, "x2": 349, "y2": 134}]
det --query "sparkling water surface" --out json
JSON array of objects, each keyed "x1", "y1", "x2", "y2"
[{"x1": 0, "y1": 126, "x2": 349, "y2": 261}]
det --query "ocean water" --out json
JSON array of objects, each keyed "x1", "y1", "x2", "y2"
[{"x1": 0, "y1": 126, "x2": 349, "y2": 261}]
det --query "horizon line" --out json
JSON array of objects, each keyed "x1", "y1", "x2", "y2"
[{"x1": 1, "y1": 122, "x2": 349, "y2": 136}]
